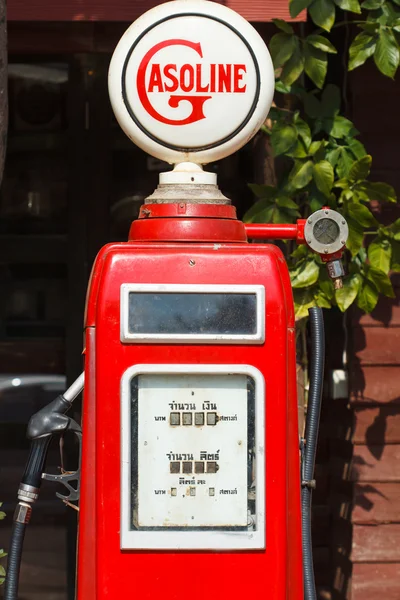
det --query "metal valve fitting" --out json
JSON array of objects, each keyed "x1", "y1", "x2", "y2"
[
  {"x1": 13, "y1": 502, "x2": 32, "y2": 525},
  {"x1": 326, "y1": 258, "x2": 345, "y2": 289}
]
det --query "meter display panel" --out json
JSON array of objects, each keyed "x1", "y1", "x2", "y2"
[
  {"x1": 120, "y1": 365, "x2": 265, "y2": 550},
  {"x1": 128, "y1": 292, "x2": 257, "y2": 335},
  {"x1": 120, "y1": 284, "x2": 265, "y2": 343}
]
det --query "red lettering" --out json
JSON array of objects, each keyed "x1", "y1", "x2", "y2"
[
  {"x1": 233, "y1": 64, "x2": 246, "y2": 92},
  {"x1": 137, "y1": 39, "x2": 211, "y2": 126},
  {"x1": 218, "y1": 64, "x2": 231, "y2": 92},
  {"x1": 163, "y1": 64, "x2": 179, "y2": 92},
  {"x1": 196, "y1": 64, "x2": 209, "y2": 92},
  {"x1": 180, "y1": 64, "x2": 194, "y2": 92},
  {"x1": 148, "y1": 64, "x2": 164, "y2": 92},
  {"x1": 210, "y1": 64, "x2": 216, "y2": 93}
]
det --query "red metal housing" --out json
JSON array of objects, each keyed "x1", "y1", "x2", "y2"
[{"x1": 78, "y1": 207, "x2": 303, "y2": 600}]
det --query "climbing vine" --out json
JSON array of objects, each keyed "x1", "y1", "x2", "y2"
[{"x1": 244, "y1": 0, "x2": 400, "y2": 318}]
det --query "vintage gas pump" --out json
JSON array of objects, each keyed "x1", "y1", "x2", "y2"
[{"x1": 4, "y1": 2, "x2": 349, "y2": 600}]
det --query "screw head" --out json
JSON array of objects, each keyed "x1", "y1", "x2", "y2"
[
  {"x1": 189, "y1": 259, "x2": 196, "y2": 266},
  {"x1": 307, "y1": 238, "x2": 312, "y2": 244},
  {"x1": 342, "y1": 220, "x2": 346, "y2": 225},
  {"x1": 340, "y1": 239, "x2": 346, "y2": 245},
  {"x1": 324, "y1": 209, "x2": 329, "y2": 215},
  {"x1": 324, "y1": 248, "x2": 329, "y2": 254},
  {"x1": 308, "y1": 218, "x2": 313, "y2": 224}
]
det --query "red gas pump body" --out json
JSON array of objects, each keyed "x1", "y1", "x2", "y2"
[
  {"x1": 2, "y1": 6, "x2": 349, "y2": 600},
  {"x1": 77, "y1": 207, "x2": 303, "y2": 600}
]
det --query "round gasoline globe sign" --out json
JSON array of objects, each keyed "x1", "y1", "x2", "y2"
[{"x1": 109, "y1": 0, "x2": 275, "y2": 165}]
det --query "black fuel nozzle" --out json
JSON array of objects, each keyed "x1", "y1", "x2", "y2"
[
  {"x1": 18, "y1": 395, "x2": 73, "y2": 502},
  {"x1": 5, "y1": 373, "x2": 84, "y2": 600},
  {"x1": 17, "y1": 373, "x2": 84, "y2": 505}
]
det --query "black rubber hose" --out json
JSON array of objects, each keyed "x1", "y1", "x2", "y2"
[
  {"x1": 302, "y1": 307, "x2": 325, "y2": 600},
  {"x1": 4, "y1": 521, "x2": 26, "y2": 600}
]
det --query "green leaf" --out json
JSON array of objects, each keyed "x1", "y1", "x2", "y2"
[
  {"x1": 336, "y1": 274, "x2": 362, "y2": 311},
  {"x1": 335, "y1": 177, "x2": 350, "y2": 189},
  {"x1": 367, "y1": 266, "x2": 395, "y2": 297},
  {"x1": 271, "y1": 206, "x2": 298, "y2": 223},
  {"x1": 307, "y1": 34, "x2": 338, "y2": 53},
  {"x1": 328, "y1": 115, "x2": 357, "y2": 138},
  {"x1": 243, "y1": 200, "x2": 275, "y2": 223},
  {"x1": 289, "y1": 160, "x2": 314, "y2": 189},
  {"x1": 290, "y1": 260, "x2": 320, "y2": 288},
  {"x1": 309, "y1": 0, "x2": 336, "y2": 31},
  {"x1": 247, "y1": 184, "x2": 277, "y2": 199},
  {"x1": 389, "y1": 218, "x2": 400, "y2": 240},
  {"x1": 319, "y1": 267, "x2": 335, "y2": 299},
  {"x1": 336, "y1": 148, "x2": 357, "y2": 178},
  {"x1": 281, "y1": 45, "x2": 305, "y2": 85},
  {"x1": 295, "y1": 117, "x2": 312, "y2": 148},
  {"x1": 347, "y1": 137, "x2": 367, "y2": 159},
  {"x1": 0, "y1": 511, "x2": 5, "y2": 520},
  {"x1": 391, "y1": 240, "x2": 400, "y2": 270},
  {"x1": 290, "y1": 0, "x2": 314, "y2": 17},
  {"x1": 349, "y1": 31, "x2": 377, "y2": 70},
  {"x1": 321, "y1": 83, "x2": 341, "y2": 115},
  {"x1": 349, "y1": 155, "x2": 372, "y2": 181},
  {"x1": 368, "y1": 238, "x2": 392, "y2": 273},
  {"x1": 270, "y1": 33, "x2": 297, "y2": 68},
  {"x1": 293, "y1": 288, "x2": 316, "y2": 320},
  {"x1": 272, "y1": 18, "x2": 294, "y2": 33},
  {"x1": 269, "y1": 106, "x2": 286, "y2": 121},
  {"x1": 0, "y1": 549, "x2": 6, "y2": 558},
  {"x1": 271, "y1": 124, "x2": 298, "y2": 156},
  {"x1": 313, "y1": 288, "x2": 332, "y2": 308},
  {"x1": 285, "y1": 139, "x2": 309, "y2": 158},
  {"x1": 362, "y1": 0, "x2": 383, "y2": 8},
  {"x1": 313, "y1": 160, "x2": 335, "y2": 196},
  {"x1": 359, "y1": 22, "x2": 380, "y2": 34},
  {"x1": 275, "y1": 80, "x2": 292, "y2": 94},
  {"x1": 374, "y1": 28, "x2": 399, "y2": 78},
  {"x1": 382, "y1": 3, "x2": 400, "y2": 25},
  {"x1": 291, "y1": 244, "x2": 309, "y2": 260},
  {"x1": 371, "y1": 6, "x2": 391, "y2": 26},
  {"x1": 346, "y1": 219, "x2": 365, "y2": 255},
  {"x1": 304, "y1": 44, "x2": 328, "y2": 88},
  {"x1": 276, "y1": 196, "x2": 299, "y2": 209},
  {"x1": 348, "y1": 202, "x2": 378, "y2": 226},
  {"x1": 303, "y1": 92, "x2": 322, "y2": 118},
  {"x1": 334, "y1": 0, "x2": 361, "y2": 11},
  {"x1": 357, "y1": 278, "x2": 379, "y2": 312},
  {"x1": 360, "y1": 181, "x2": 397, "y2": 203},
  {"x1": 310, "y1": 141, "x2": 324, "y2": 155},
  {"x1": 326, "y1": 146, "x2": 341, "y2": 166},
  {"x1": 308, "y1": 183, "x2": 328, "y2": 212}
]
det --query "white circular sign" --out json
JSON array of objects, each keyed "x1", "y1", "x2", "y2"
[{"x1": 108, "y1": 0, "x2": 275, "y2": 164}]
